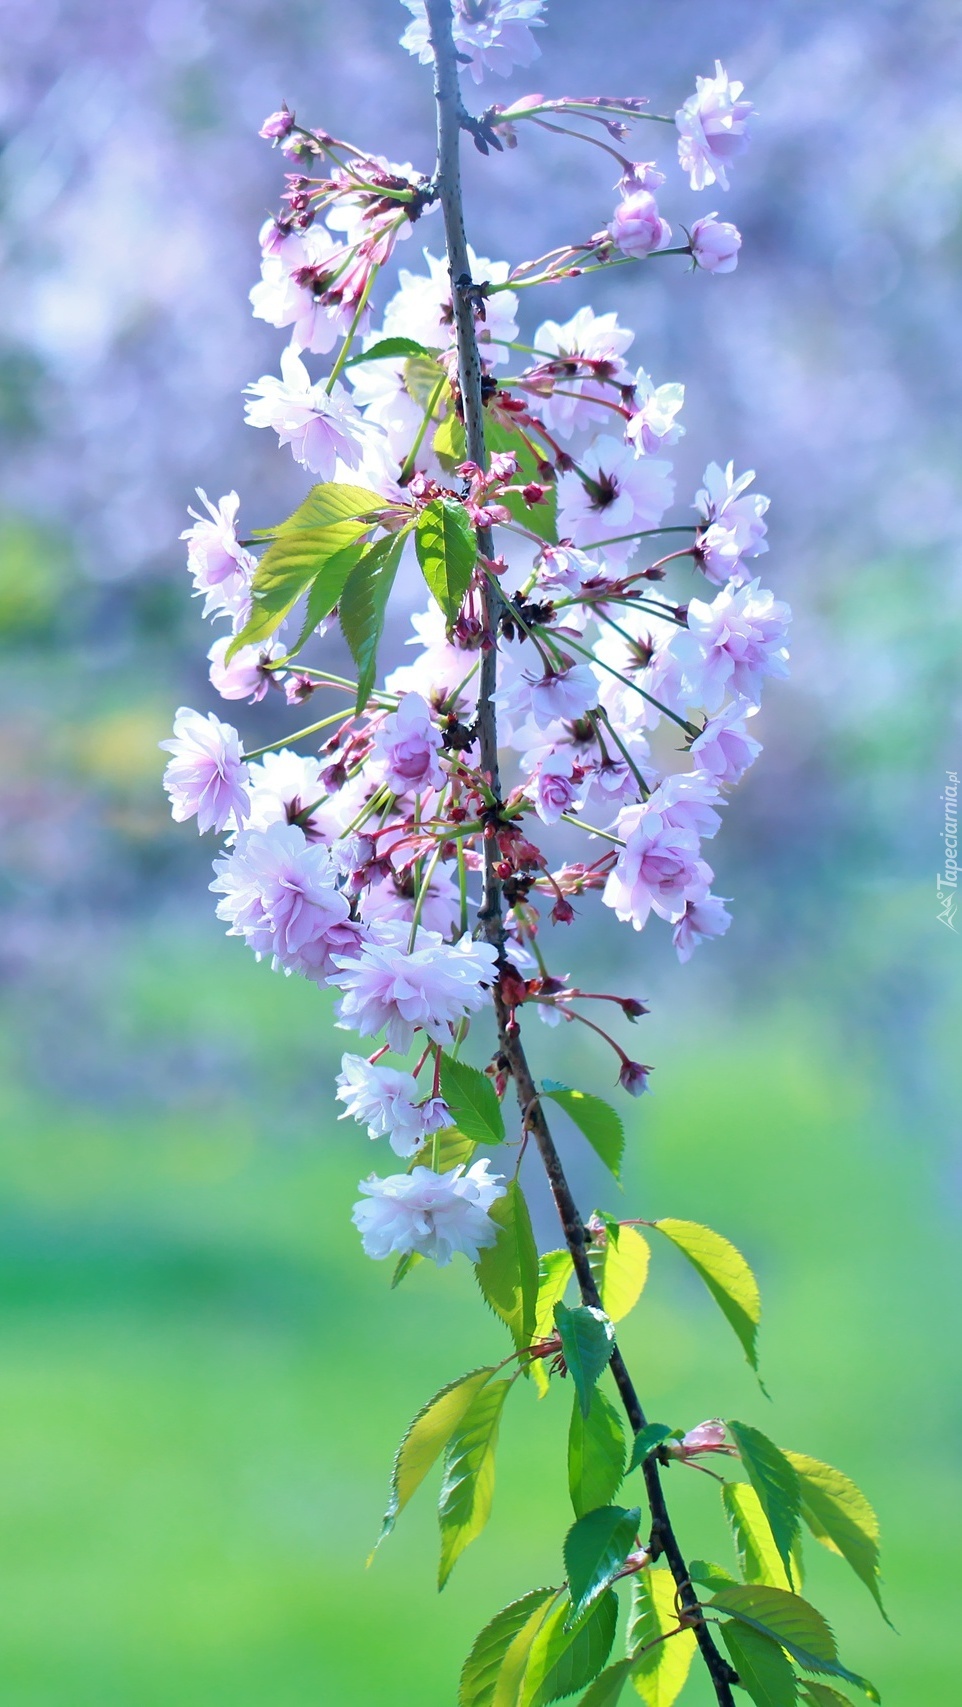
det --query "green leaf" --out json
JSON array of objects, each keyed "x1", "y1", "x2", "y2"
[
  {"x1": 627, "y1": 1425, "x2": 675, "y2": 1474},
  {"x1": 784, "y1": 1452, "x2": 886, "y2": 1619},
  {"x1": 798, "y1": 1688, "x2": 856, "y2": 1707},
  {"x1": 339, "y1": 529, "x2": 407, "y2": 712},
  {"x1": 441, "y1": 1053, "x2": 506, "y2": 1145},
  {"x1": 727, "y1": 1423, "x2": 801, "y2": 1586},
  {"x1": 653, "y1": 1219, "x2": 761, "y2": 1371},
  {"x1": 492, "y1": 1594, "x2": 564, "y2": 1707},
  {"x1": 575, "y1": 1660, "x2": 634, "y2": 1707},
  {"x1": 542, "y1": 1082, "x2": 625, "y2": 1180},
  {"x1": 439, "y1": 1377, "x2": 513, "y2": 1587},
  {"x1": 587, "y1": 1226, "x2": 650, "y2": 1324},
  {"x1": 554, "y1": 1302, "x2": 615, "y2": 1417},
  {"x1": 409, "y1": 1126, "x2": 477, "y2": 1174},
  {"x1": 531, "y1": 1250, "x2": 574, "y2": 1397},
  {"x1": 390, "y1": 1250, "x2": 423, "y2": 1288},
  {"x1": 404, "y1": 351, "x2": 448, "y2": 410},
  {"x1": 628, "y1": 1567, "x2": 697, "y2": 1707},
  {"x1": 483, "y1": 412, "x2": 557, "y2": 543},
  {"x1": 276, "y1": 540, "x2": 371, "y2": 661},
  {"x1": 229, "y1": 522, "x2": 366, "y2": 657},
  {"x1": 415, "y1": 496, "x2": 478, "y2": 623},
  {"x1": 250, "y1": 480, "x2": 384, "y2": 537},
  {"x1": 374, "y1": 1364, "x2": 495, "y2": 1552},
  {"x1": 568, "y1": 1386, "x2": 627, "y2": 1519},
  {"x1": 563, "y1": 1505, "x2": 640, "y2": 1625},
  {"x1": 344, "y1": 336, "x2": 435, "y2": 367},
  {"x1": 434, "y1": 409, "x2": 468, "y2": 469},
  {"x1": 476, "y1": 1179, "x2": 540, "y2": 1354},
  {"x1": 461, "y1": 1590, "x2": 559, "y2": 1707},
  {"x1": 708, "y1": 1587, "x2": 879, "y2": 1701},
  {"x1": 527, "y1": 1590, "x2": 619, "y2": 1706},
  {"x1": 719, "y1": 1621, "x2": 798, "y2": 1707},
  {"x1": 723, "y1": 1480, "x2": 792, "y2": 1590},
  {"x1": 688, "y1": 1559, "x2": 738, "y2": 1591}
]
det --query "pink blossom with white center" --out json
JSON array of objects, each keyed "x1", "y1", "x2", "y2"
[
  {"x1": 593, "y1": 608, "x2": 691, "y2": 732},
  {"x1": 644, "y1": 771, "x2": 724, "y2": 840},
  {"x1": 672, "y1": 894, "x2": 732, "y2": 962},
  {"x1": 386, "y1": 602, "x2": 481, "y2": 709},
  {"x1": 210, "y1": 821, "x2": 359, "y2": 982},
  {"x1": 359, "y1": 867, "x2": 463, "y2": 939},
  {"x1": 530, "y1": 306, "x2": 634, "y2": 439},
  {"x1": 370, "y1": 692, "x2": 446, "y2": 795},
  {"x1": 625, "y1": 371, "x2": 686, "y2": 455},
  {"x1": 399, "y1": 0, "x2": 544, "y2": 84},
  {"x1": 535, "y1": 544, "x2": 607, "y2": 596},
  {"x1": 330, "y1": 922, "x2": 499, "y2": 1053},
  {"x1": 160, "y1": 707, "x2": 250, "y2": 835},
  {"x1": 529, "y1": 750, "x2": 586, "y2": 825},
  {"x1": 353, "y1": 1158, "x2": 506, "y2": 1266},
  {"x1": 249, "y1": 225, "x2": 361, "y2": 355},
  {"x1": 336, "y1": 1053, "x2": 450, "y2": 1158},
  {"x1": 557, "y1": 435, "x2": 675, "y2": 563},
  {"x1": 674, "y1": 580, "x2": 791, "y2": 712},
  {"x1": 244, "y1": 347, "x2": 368, "y2": 478},
  {"x1": 496, "y1": 662, "x2": 598, "y2": 732},
  {"x1": 609, "y1": 191, "x2": 672, "y2": 259},
  {"x1": 207, "y1": 635, "x2": 285, "y2": 704},
  {"x1": 380, "y1": 248, "x2": 518, "y2": 366},
  {"x1": 584, "y1": 735, "x2": 655, "y2": 814},
  {"x1": 181, "y1": 490, "x2": 256, "y2": 622},
  {"x1": 690, "y1": 700, "x2": 762, "y2": 785},
  {"x1": 617, "y1": 161, "x2": 666, "y2": 196},
  {"x1": 245, "y1": 749, "x2": 327, "y2": 838},
  {"x1": 603, "y1": 802, "x2": 713, "y2": 931},
  {"x1": 675, "y1": 61, "x2": 754, "y2": 192},
  {"x1": 695, "y1": 462, "x2": 770, "y2": 585},
  {"x1": 690, "y1": 214, "x2": 742, "y2": 275}
]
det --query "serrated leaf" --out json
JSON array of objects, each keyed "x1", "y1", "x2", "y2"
[
  {"x1": 554, "y1": 1302, "x2": 615, "y2": 1417},
  {"x1": 390, "y1": 1249, "x2": 423, "y2": 1288},
  {"x1": 798, "y1": 1687, "x2": 856, "y2": 1707},
  {"x1": 587, "y1": 1226, "x2": 650, "y2": 1324},
  {"x1": 627, "y1": 1425, "x2": 675, "y2": 1474},
  {"x1": 438, "y1": 1377, "x2": 513, "y2": 1587},
  {"x1": 344, "y1": 336, "x2": 435, "y2": 367},
  {"x1": 404, "y1": 351, "x2": 447, "y2": 410},
  {"x1": 229, "y1": 522, "x2": 367, "y2": 657},
  {"x1": 653, "y1": 1219, "x2": 761, "y2": 1371},
  {"x1": 250, "y1": 480, "x2": 384, "y2": 538},
  {"x1": 542, "y1": 1083, "x2": 625, "y2": 1180},
  {"x1": 527, "y1": 1590, "x2": 618, "y2": 1706},
  {"x1": 688, "y1": 1559, "x2": 738, "y2": 1591},
  {"x1": 374, "y1": 1364, "x2": 494, "y2": 1552},
  {"x1": 339, "y1": 529, "x2": 407, "y2": 712},
  {"x1": 568, "y1": 1386, "x2": 627, "y2": 1518},
  {"x1": 723, "y1": 1480, "x2": 792, "y2": 1590},
  {"x1": 461, "y1": 1590, "x2": 560, "y2": 1707},
  {"x1": 719, "y1": 1621, "x2": 797, "y2": 1707},
  {"x1": 564, "y1": 1505, "x2": 640, "y2": 1625},
  {"x1": 484, "y1": 412, "x2": 557, "y2": 543},
  {"x1": 441, "y1": 1054, "x2": 506, "y2": 1144},
  {"x1": 408, "y1": 1125, "x2": 477, "y2": 1175},
  {"x1": 728, "y1": 1423, "x2": 801, "y2": 1586},
  {"x1": 435, "y1": 409, "x2": 468, "y2": 469},
  {"x1": 628, "y1": 1567, "x2": 696, "y2": 1707},
  {"x1": 532, "y1": 1250, "x2": 575, "y2": 1397},
  {"x1": 708, "y1": 1587, "x2": 880, "y2": 1701},
  {"x1": 476, "y1": 1179, "x2": 539, "y2": 1355},
  {"x1": 415, "y1": 496, "x2": 478, "y2": 622},
  {"x1": 575, "y1": 1660, "x2": 634, "y2": 1707},
  {"x1": 493, "y1": 1594, "x2": 564, "y2": 1707},
  {"x1": 275, "y1": 540, "x2": 370, "y2": 660},
  {"x1": 784, "y1": 1452, "x2": 886, "y2": 1619}
]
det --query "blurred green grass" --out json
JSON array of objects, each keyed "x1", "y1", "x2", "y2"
[{"x1": 0, "y1": 923, "x2": 956, "y2": 1706}]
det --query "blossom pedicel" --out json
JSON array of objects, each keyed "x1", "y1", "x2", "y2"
[{"x1": 161, "y1": 6, "x2": 884, "y2": 1703}]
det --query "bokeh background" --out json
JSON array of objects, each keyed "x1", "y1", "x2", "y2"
[{"x1": 1, "y1": 0, "x2": 960, "y2": 1701}]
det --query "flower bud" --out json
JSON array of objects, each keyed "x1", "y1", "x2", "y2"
[
  {"x1": 259, "y1": 105, "x2": 295, "y2": 142},
  {"x1": 619, "y1": 1060, "x2": 652, "y2": 1096},
  {"x1": 620, "y1": 997, "x2": 649, "y2": 1020},
  {"x1": 609, "y1": 192, "x2": 672, "y2": 259},
  {"x1": 678, "y1": 1419, "x2": 729, "y2": 1456},
  {"x1": 689, "y1": 214, "x2": 742, "y2": 275}
]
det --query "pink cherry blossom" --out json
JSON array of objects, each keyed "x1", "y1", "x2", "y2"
[
  {"x1": 557, "y1": 435, "x2": 675, "y2": 562},
  {"x1": 497, "y1": 662, "x2": 598, "y2": 732},
  {"x1": 359, "y1": 867, "x2": 463, "y2": 939},
  {"x1": 674, "y1": 580, "x2": 791, "y2": 711},
  {"x1": 530, "y1": 751, "x2": 586, "y2": 825},
  {"x1": 161, "y1": 707, "x2": 250, "y2": 835},
  {"x1": 210, "y1": 821, "x2": 360, "y2": 982},
  {"x1": 336, "y1": 1053, "x2": 450, "y2": 1158},
  {"x1": 380, "y1": 248, "x2": 518, "y2": 366},
  {"x1": 671, "y1": 894, "x2": 732, "y2": 962},
  {"x1": 330, "y1": 923, "x2": 499, "y2": 1053},
  {"x1": 616, "y1": 162, "x2": 666, "y2": 196},
  {"x1": 676, "y1": 61, "x2": 754, "y2": 192},
  {"x1": 609, "y1": 190, "x2": 672, "y2": 259},
  {"x1": 399, "y1": 0, "x2": 544, "y2": 84},
  {"x1": 244, "y1": 347, "x2": 367, "y2": 477},
  {"x1": 370, "y1": 692, "x2": 446, "y2": 794},
  {"x1": 695, "y1": 461, "x2": 770, "y2": 585},
  {"x1": 530, "y1": 306, "x2": 634, "y2": 438},
  {"x1": 689, "y1": 700, "x2": 762, "y2": 784},
  {"x1": 181, "y1": 490, "x2": 256, "y2": 622},
  {"x1": 353, "y1": 1158, "x2": 506, "y2": 1265},
  {"x1": 603, "y1": 801, "x2": 714, "y2": 931},
  {"x1": 208, "y1": 635, "x2": 285, "y2": 703},
  {"x1": 690, "y1": 214, "x2": 742, "y2": 275},
  {"x1": 625, "y1": 371, "x2": 686, "y2": 455}
]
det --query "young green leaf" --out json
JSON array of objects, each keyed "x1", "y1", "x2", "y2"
[
  {"x1": 252, "y1": 480, "x2": 384, "y2": 536},
  {"x1": 531, "y1": 1249, "x2": 574, "y2": 1397},
  {"x1": 542, "y1": 1081, "x2": 625, "y2": 1180},
  {"x1": 460, "y1": 1589, "x2": 559, "y2": 1707},
  {"x1": 409, "y1": 1126, "x2": 477, "y2": 1174},
  {"x1": 587, "y1": 1225, "x2": 650, "y2": 1323},
  {"x1": 628, "y1": 1566, "x2": 697, "y2": 1707},
  {"x1": 374, "y1": 1364, "x2": 495, "y2": 1552},
  {"x1": 727, "y1": 1423, "x2": 801, "y2": 1585},
  {"x1": 563, "y1": 1505, "x2": 640, "y2": 1625},
  {"x1": 415, "y1": 495, "x2": 478, "y2": 622},
  {"x1": 723, "y1": 1480, "x2": 792, "y2": 1589},
  {"x1": 568, "y1": 1386, "x2": 627, "y2": 1518},
  {"x1": 708, "y1": 1586, "x2": 879, "y2": 1701},
  {"x1": 476, "y1": 1179, "x2": 539, "y2": 1353},
  {"x1": 390, "y1": 1249, "x2": 423, "y2": 1288},
  {"x1": 653, "y1": 1218, "x2": 761, "y2": 1371},
  {"x1": 438, "y1": 1377, "x2": 513, "y2": 1587},
  {"x1": 404, "y1": 351, "x2": 447, "y2": 410},
  {"x1": 483, "y1": 413, "x2": 558, "y2": 543},
  {"x1": 719, "y1": 1621, "x2": 798, "y2": 1707},
  {"x1": 574, "y1": 1660, "x2": 634, "y2": 1707},
  {"x1": 526, "y1": 1590, "x2": 618, "y2": 1706},
  {"x1": 434, "y1": 409, "x2": 468, "y2": 469},
  {"x1": 492, "y1": 1593, "x2": 564, "y2": 1707},
  {"x1": 798, "y1": 1687, "x2": 856, "y2": 1707},
  {"x1": 626, "y1": 1424, "x2": 675, "y2": 1474},
  {"x1": 343, "y1": 335, "x2": 435, "y2": 367},
  {"x1": 687, "y1": 1559, "x2": 738, "y2": 1591},
  {"x1": 276, "y1": 540, "x2": 370, "y2": 661},
  {"x1": 339, "y1": 529, "x2": 407, "y2": 712},
  {"x1": 554, "y1": 1302, "x2": 615, "y2": 1417},
  {"x1": 784, "y1": 1452, "x2": 886, "y2": 1619},
  {"x1": 441, "y1": 1053, "x2": 506, "y2": 1145},
  {"x1": 228, "y1": 522, "x2": 367, "y2": 657}
]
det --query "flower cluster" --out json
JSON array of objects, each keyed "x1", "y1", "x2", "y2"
[{"x1": 162, "y1": 32, "x2": 784, "y2": 1272}]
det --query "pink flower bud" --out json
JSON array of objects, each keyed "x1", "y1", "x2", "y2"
[
  {"x1": 681, "y1": 1419, "x2": 729, "y2": 1454},
  {"x1": 609, "y1": 192, "x2": 672, "y2": 259},
  {"x1": 689, "y1": 214, "x2": 742, "y2": 275},
  {"x1": 619, "y1": 1060, "x2": 652, "y2": 1096},
  {"x1": 617, "y1": 161, "x2": 666, "y2": 196},
  {"x1": 259, "y1": 105, "x2": 295, "y2": 142}
]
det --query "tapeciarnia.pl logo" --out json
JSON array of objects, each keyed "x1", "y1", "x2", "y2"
[{"x1": 937, "y1": 770, "x2": 958, "y2": 931}]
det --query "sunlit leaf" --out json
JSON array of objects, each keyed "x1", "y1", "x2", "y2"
[
  {"x1": 727, "y1": 1423, "x2": 801, "y2": 1585},
  {"x1": 653, "y1": 1219, "x2": 761, "y2": 1371},
  {"x1": 404, "y1": 351, "x2": 448, "y2": 410},
  {"x1": 435, "y1": 409, "x2": 468, "y2": 469},
  {"x1": 344, "y1": 336, "x2": 435, "y2": 367},
  {"x1": 687, "y1": 1559, "x2": 738, "y2": 1591},
  {"x1": 476, "y1": 1180, "x2": 540, "y2": 1354},
  {"x1": 784, "y1": 1452, "x2": 887, "y2": 1619},
  {"x1": 723, "y1": 1480, "x2": 792, "y2": 1589},
  {"x1": 250, "y1": 480, "x2": 384, "y2": 537},
  {"x1": 441, "y1": 1053, "x2": 506, "y2": 1145},
  {"x1": 492, "y1": 1593, "x2": 563, "y2": 1707},
  {"x1": 373, "y1": 1364, "x2": 495, "y2": 1552},
  {"x1": 587, "y1": 1226, "x2": 650, "y2": 1324},
  {"x1": 542, "y1": 1082, "x2": 625, "y2": 1180},
  {"x1": 719, "y1": 1621, "x2": 798, "y2": 1707},
  {"x1": 708, "y1": 1586, "x2": 879, "y2": 1701},
  {"x1": 460, "y1": 1589, "x2": 559, "y2": 1707},
  {"x1": 531, "y1": 1250, "x2": 574, "y2": 1397},
  {"x1": 564, "y1": 1505, "x2": 640, "y2": 1625},
  {"x1": 228, "y1": 523, "x2": 366, "y2": 657},
  {"x1": 415, "y1": 496, "x2": 478, "y2": 622},
  {"x1": 554, "y1": 1302, "x2": 615, "y2": 1417},
  {"x1": 339, "y1": 529, "x2": 407, "y2": 711},
  {"x1": 526, "y1": 1590, "x2": 618, "y2": 1706},
  {"x1": 628, "y1": 1566, "x2": 696, "y2": 1707},
  {"x1": 568, "y1": 1386, "x2": 627, "y2": 1518},
  {"x1": 438, "y1": 1377, "x2": 513, "y2": 1586}
]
